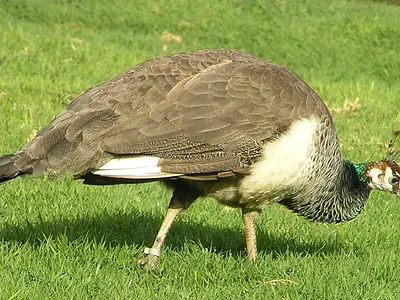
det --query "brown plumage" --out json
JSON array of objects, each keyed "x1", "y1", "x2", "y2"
[
  {"x1": 10, "y1": 49, "x2": 327, "y2": 178},
  {"x1": 1, "y1": 49, "x2": 399, "y2": 270}
]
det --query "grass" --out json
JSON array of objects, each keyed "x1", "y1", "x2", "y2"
[{"x1": 0, "y1": 0, "x2": 399, "y2": 299}]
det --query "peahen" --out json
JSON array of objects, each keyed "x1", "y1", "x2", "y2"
[{"x1": 0, "y1": 49, "x2": 399, "y2": 269}]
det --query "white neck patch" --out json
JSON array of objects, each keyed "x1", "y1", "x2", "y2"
[{"x1": 239, "y1": 116, "x2": 319, "y2": 205}]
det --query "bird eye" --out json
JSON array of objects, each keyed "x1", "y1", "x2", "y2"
[{"x1": 389, "y1": 176, "x2": 399, "y2": 185}]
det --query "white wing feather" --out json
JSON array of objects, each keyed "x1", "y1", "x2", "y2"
[{"x1": 92, "y1": 156, "x2": 183, "y2": 179}]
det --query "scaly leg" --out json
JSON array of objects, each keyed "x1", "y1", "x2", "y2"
[
  {"x1": 138, "y1": 206, "x2": 183, "y2": 270},
  {"x1": 242, "y1": 207, "x2": 259, "y2": 262},
  {"x1": 139, "y1": 181, "x2": 199, "y2": 270}
]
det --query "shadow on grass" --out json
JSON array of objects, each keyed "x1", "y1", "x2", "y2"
[{"x1": 0, "y1": 208, "x2": 354, "y2": 259}]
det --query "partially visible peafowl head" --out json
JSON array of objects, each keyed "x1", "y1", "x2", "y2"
[
  {"x1": 365, "y1": 131, "x2": 400, "y2": 195},
  {"x1": 366, "y1": 160, "x2": 400, "y2": 195}
]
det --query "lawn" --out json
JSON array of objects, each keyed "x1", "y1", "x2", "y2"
[{"x1": 0, "y1": 0, "x2": 400, "y2": 299}]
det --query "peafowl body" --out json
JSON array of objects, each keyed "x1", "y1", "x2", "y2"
[{"x1": 0, "y1": 49, "x2": 399, "y2": 269}]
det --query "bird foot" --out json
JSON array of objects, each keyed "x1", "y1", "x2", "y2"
[{"x1": 138, "y1": 247, "x2": 160, "y2": 271}]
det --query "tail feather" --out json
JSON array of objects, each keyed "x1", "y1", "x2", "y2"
[{"x1": 0, "y1": 154, "x2": 22, "y2": 183}]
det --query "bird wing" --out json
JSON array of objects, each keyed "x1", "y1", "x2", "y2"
[
  {"x1": 100, "y1": 60, "x2": 329, "y2": 175},
  {"x1": 21, "y1": 49, "x2": 330, "y2": 176}
]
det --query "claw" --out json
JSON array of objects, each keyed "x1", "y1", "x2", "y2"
[
  {"x1": 138, "y1": 254, "x2": 159, "y2": 271},
  {"x1": 138, "y1": 247, "x2": 161, "y2": 270}
]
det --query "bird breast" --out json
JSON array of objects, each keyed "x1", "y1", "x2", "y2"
[{"x1": 237, "y1": 116, "x2": 320, "y2": 209}]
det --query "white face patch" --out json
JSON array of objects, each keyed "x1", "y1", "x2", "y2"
[
  {"x1": 239, "y1": 116, "x2": 319, "y2": 203},
  {"x1": 368, "y1": 167, "x2": 394, "y2": 192}
]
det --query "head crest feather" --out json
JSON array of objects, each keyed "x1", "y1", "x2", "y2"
[{"x1": 388, "y1": 131, "x2": 400, "y2": 162}]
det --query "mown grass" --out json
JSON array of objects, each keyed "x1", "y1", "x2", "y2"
[{"x1": 0, "y1": 0, "x2": 399, "y2": 299}]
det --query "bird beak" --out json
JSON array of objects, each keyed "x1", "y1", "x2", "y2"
[{"x1": 395, "y1": 176, "x2": 400, "y2": 196}]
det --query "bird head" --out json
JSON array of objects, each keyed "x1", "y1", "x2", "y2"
[
  {"x1": 366, "y1": 160, "x2": 400, "y2": 195},
  {"x1": 365, "y1": 131, "x2": 400, "y2": 195}
]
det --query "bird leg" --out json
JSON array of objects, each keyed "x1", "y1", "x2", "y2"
[
  {"x1": 138, "y1": 205, "x2": 183, "y2": 270},
  {"x1": 139, "y1": 182, "x2": 199, "y2": 270},
  {"x1": 242, "y1": 207, "x2": 259, "y2": 262}
]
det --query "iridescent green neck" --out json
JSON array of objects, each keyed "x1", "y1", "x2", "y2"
[{"x1": 345, "y1": 160, "x2": 370, "y2": 185}]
